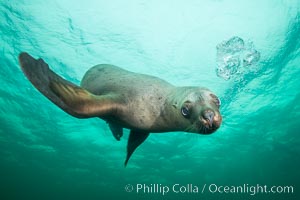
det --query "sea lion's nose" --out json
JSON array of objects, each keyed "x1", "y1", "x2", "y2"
[{"x1": 203, "y1": 110, "x2": 214, "y2": 127}]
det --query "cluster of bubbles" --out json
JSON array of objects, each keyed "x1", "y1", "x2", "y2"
[{"x1": 216, "y1": 36, "x2": 260, "y2": 80}]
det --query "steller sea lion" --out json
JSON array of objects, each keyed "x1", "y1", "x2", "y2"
[{"x1": 18, "y1": 52, "x2": 222, "y2": 166}]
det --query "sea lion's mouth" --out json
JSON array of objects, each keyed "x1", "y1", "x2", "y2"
[
  {"x1": 197, "y1": 114, "x2": 222, "y2": 134},
  {"x1": 199, "y1": 124, "x2": 217, "y2": 134}
]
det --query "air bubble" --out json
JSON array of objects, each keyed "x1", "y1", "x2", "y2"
[{"x1": 216, "y1": 36, "x2": 260, "y2": 80}]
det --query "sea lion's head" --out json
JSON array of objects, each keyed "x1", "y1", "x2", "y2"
[{"x1": 178, "y1": 87, "x2": 222, "y2": 134}]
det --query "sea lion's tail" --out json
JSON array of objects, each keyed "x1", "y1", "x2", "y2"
[{"x1": 18, "y1": 52, "x2": 118, "y2": 118}]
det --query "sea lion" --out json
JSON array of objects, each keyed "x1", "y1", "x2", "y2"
[{"x1": 18, "y1": 52, "x2": 222, "y2": 166}]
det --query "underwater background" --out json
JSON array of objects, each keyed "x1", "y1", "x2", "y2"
[{"x1": 1, "y1": 0, "x2": 299, "y2": 199}]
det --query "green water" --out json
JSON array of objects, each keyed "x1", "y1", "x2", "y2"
[{"x1": 1, "y1": 1, "x2": 299, "y2": 199}]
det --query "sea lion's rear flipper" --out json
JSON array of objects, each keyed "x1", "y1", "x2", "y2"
[
  {"x1": 125, "y1": 130, "x2": 150, "y2": 166},
  {"x1": 19, "y1": 52, "x2": 120, "y2": 118},
  {"x1": 108, "y1": 123, "x2": 123, "y2": 141}
]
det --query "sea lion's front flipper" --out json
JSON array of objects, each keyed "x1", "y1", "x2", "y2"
[
  {"x1": 19, "y1": 52, "x2": 120, "y2": 118},
  {"x1": 125, "y1": 130, "x2": 150, "y2": 166},
  {"x1": 108, "y1": 123, "x2": 123, "y2": 141}
]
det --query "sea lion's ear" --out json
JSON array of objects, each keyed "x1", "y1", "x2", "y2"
[
  {"x1": 172, "y1": 101, "x2": 178, "y2": 108},
  {"x1": 124, "y1": 130, "x2": 150, "y2": 166}
]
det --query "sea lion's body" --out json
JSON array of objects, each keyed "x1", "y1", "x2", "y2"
[
  {"x1": 19, "y1": 53, "x2": 222, "y2": 166},
  {"x1": 81, "y1": 65, "x2": 175, "y2": 132}
]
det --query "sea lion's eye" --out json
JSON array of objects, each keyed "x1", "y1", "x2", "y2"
[{"x1": 181, "y1": 106, "x2": 190, "y2": 118}]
